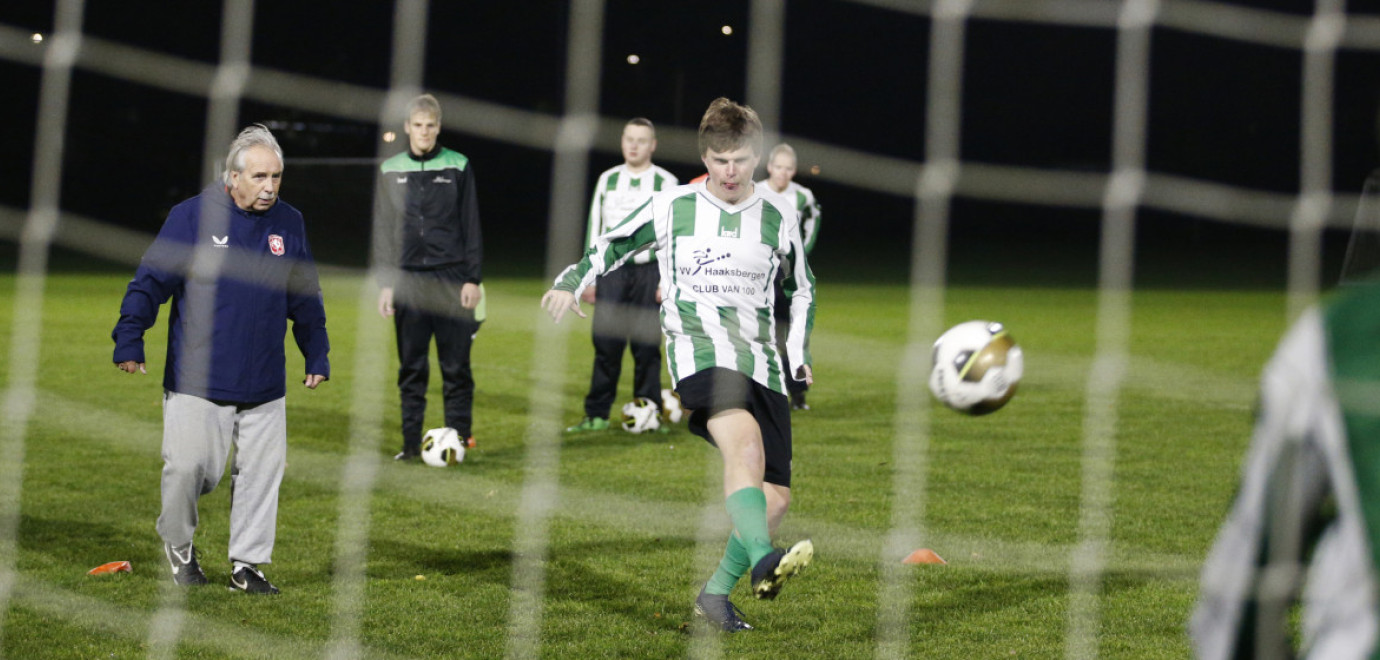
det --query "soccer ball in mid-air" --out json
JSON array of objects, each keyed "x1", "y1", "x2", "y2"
[
  {"x1": 929, "y1": 320, "x2": 1023, "y2": 415},
  {"x1": 621, "y1": 397, "x2": 662, "y2": 433},
  {"x1": 421, "y1": 427, "x2": 466, "y2": 467},
  {"x1": 660, "y1": 388, "x2": 685, "y2": 424}
]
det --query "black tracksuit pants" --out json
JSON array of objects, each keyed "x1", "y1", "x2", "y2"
[
  {"x1": 394, "y1": 268, "x2": 480, "y2": 451},
  {"x1": 584, "y1": 262, "x2": 662, "y2": 419}
]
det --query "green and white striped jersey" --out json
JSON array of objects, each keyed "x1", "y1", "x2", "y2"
[
  {"x1": 555, "y1": 182, "x2": 816, "y2": 394},
  {"x1": 588, "y1": 164, "x2": 678, "y2": 265},
  {"x1": 1193, "y1": 282, "x2": 1380, "y2": 658},
  {"x1": 758, "y1": 179, "x2": 821, "y2": 255}
]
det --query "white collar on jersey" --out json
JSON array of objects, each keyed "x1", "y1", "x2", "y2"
[{"x1": 693, "y1": 181, "x2": 764, "y2": 214}]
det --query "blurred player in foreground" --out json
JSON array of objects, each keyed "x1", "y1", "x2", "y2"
[
  {"x1": 565, "y1": 118, "x2": 678, "y2": 433},
  {"x1": 1192, "y1": 279, "x2": 1380, "y2": 657},
  {"x1": 112, "y1": 124, "x2": 330, "y2": 594},
  {"x1": 374, "y1": 93, "x2": 485, "y2": 459},
  {"x1": 760, "y1": 143, "x2": 821, "y2": 410},
  {"x1": 542, "y1": 97, "x2": 816, "y2": 632}
]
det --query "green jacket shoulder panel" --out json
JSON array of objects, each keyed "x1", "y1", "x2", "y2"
[{"x1": 380, "y1": 148, "x2": 470, "y2": 174}]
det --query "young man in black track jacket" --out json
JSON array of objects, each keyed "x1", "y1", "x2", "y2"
[{"x1": 373, "y1": 94, "x2": 485, "y2": 459}]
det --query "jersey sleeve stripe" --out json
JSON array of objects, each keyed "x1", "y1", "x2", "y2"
[
  {"x1": 554, "y1": 258, "x2": 592, "y2": 292},
  {"x1": 598, "y1": 217, "x2": 657, "y2": 270},
  {"x1": 609, "y1": 198, "x2": 653, "y2": 233}
]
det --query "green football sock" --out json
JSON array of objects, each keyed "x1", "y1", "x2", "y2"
[
  {"x1": 725, "y1": 487, "x2": 774, "y2": 566},
  {"x1": 704, "y1": 533, "x2": 749, "y2": 596}
]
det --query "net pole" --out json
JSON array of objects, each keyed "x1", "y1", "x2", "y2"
[
  {"x1": 683, "y1": 3, "x2": 792, "y2": 657},
  {"x1": 504, "y1": 1, "x2": 605, "y2": 657},
  {"x1": 1287, "y1": 1, "x2": 1342, "y2": 322},
  {"x1": 201, "y1": 0, "x2": 255, "y2": 190},
  {"x1": 143, "y1": 2, "x2": 255, "y2": 657},
  {"x1": 0, "y1": 1, "x2": 83, "y2": 656},
  {"x1": 875, "y1": 1, "x2": 970, "y2": 657},
  {"x1": 1257, "y1": 5, "x2": 1342, "y2": 653},
  {"x1": 324, "y1": 1, "x2": 429, "y2": 657},
  {"x1": 746, "y1": 0, "x2": 785, "y2": 146},
  {"x1": 1064, "y1": 2, "x2": 1156, "y2": 658}
]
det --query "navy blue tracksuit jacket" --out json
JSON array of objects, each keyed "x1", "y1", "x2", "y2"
[{"x1": 112, "y1": 185, "x2": 330, "y2": 403}]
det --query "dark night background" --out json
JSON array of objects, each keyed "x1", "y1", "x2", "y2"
[{"x1": 6, "y1": 1, "x2": 1380, "y2": 288}]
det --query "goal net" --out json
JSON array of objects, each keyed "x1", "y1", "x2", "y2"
[{"x1": 2, "y1": 0, "x2": 1377, "y2": 658}]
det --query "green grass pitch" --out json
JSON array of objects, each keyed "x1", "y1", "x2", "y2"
[{"x1": 0, "y1": 272, "x2": 1284, "y2": 658}]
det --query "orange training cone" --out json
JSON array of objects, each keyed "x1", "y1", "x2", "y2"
[
  {"x1": 902, "y1": 548, "x2": 947, "y2": 565},
  {"x1": 87, "y1": 561, "x2": 132, "y2": 575}
]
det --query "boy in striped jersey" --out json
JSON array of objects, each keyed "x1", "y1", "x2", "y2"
[
  {"x1": 760, "y1": 143, "x2": 821, "y2": 410},
  {"x1": 566, "y1": 118, "x2": 679, "y2": 433},
  {"x1": 543, "y1": 98, "x2": 815, "y2": 632}
]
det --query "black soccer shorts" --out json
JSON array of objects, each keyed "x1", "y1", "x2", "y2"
[{"x1": 676, "y1": 367, "x2": 793, "y2": 488}]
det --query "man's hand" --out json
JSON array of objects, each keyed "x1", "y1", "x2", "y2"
[
  {"x1": 304, "y1": 374, "x2": 327, "y2": 389},
  {"x1": 796, "y1": 364, "x2": 814, "y2": 386},
  {"x1": 460, "y1": 282, "x2": 482, "y2": 310},
  {"x1": 540, "y1": 289, "x2": 585, "y2": 323},
  {"x1": 579, "y1": 286, "x2": 596, "y2": 305},
  {"x1": 116, "y1": 361, "x2": 146, "y2": 374},
  {"x1": 378, "y1": 287, "x2": 395, "y2": 318}
]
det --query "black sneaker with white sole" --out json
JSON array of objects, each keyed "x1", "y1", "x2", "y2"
[
  {"x1": 164, "y1": 542, "x2": 208, "y2": 586},
  {"x1": 750, "y1": 539, "x2": 814, "y2": 600},
  {"x1": 694, "y1": 589, "x2": 753, "y2": 632},
  {"x1": 228, "y1": 566, "x2": 280, "y2": 595}
]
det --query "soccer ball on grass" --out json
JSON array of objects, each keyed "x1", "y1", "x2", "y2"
[
  {"x1": 621, "y1": 397, "x2": 661, "y2": 434},
  {"x1": 660, "y1": 388, "x2": 685, "y2": 424},
  {"x1": 929, "y1": 320, "x2": 1023, "y2": 415},
  {"x1": 421, "y1": 427, "x2": 466, "y2": 467}
]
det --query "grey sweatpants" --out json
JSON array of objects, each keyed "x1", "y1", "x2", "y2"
[{"x1": 157, "y1": 391, "x2": 286, "y2": 565}]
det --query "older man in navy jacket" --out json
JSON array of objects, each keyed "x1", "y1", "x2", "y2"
[{"x1": 112, "y1": 124, "x2": 329, "y2": 595}]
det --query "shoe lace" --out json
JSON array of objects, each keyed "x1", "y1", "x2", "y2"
[
  {"x1": 726, "y1": 601, "x2": 749, "y2": 625},
  {"x1": 699, "y1": 594, "x2": 746, "y2": 627}
]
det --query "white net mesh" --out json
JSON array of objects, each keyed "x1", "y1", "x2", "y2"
[{"x1": 4, "y1": 0, "x2": 1380, "y2": 657}]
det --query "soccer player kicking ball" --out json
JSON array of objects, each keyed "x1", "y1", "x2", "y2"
[{"x1": 542, "y1": 97, "x2": 815, "y2": 632}]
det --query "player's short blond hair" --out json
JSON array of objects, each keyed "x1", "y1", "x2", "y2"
[
  {"x1": 768, "y1": 143, "x2": 797, "y2": 164},
  {"x1": 406, "y1": 94, "x2": 441, "y2": 122},
  {"x1": 697, "y1": 97, "x2": 762, "y2": 157},
  {"x1": 626, "y1": 117, "x2": 655, "y2": 135}
]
